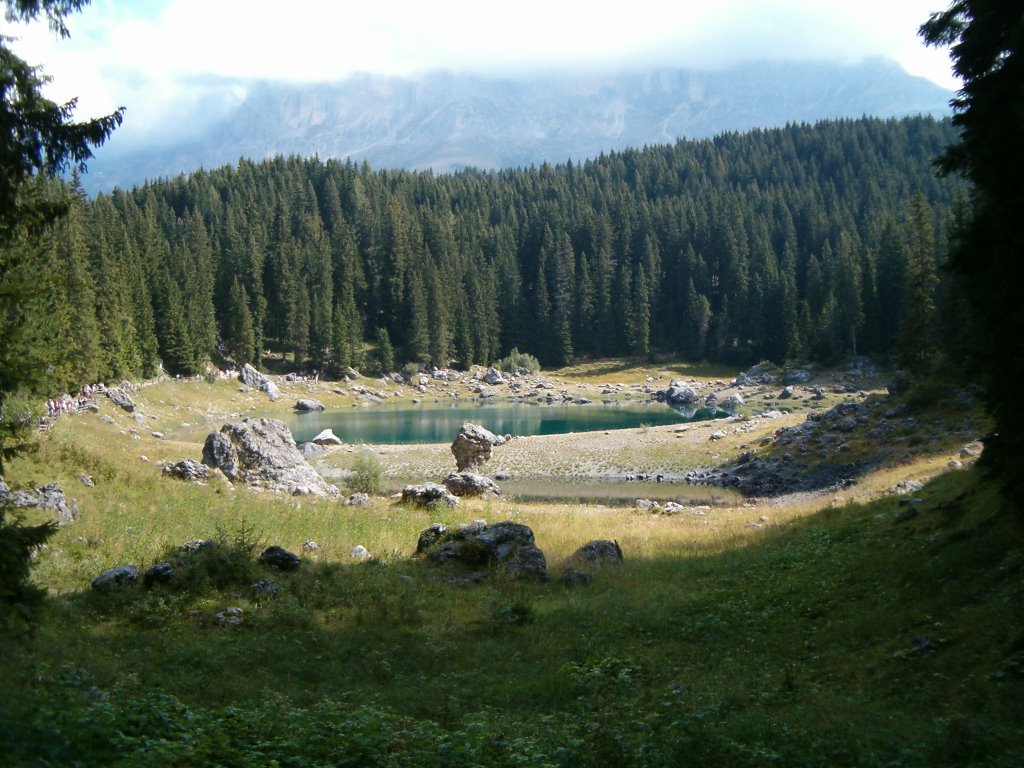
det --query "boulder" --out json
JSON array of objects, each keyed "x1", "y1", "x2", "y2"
[
  {"x1": 659, "y1": 380, "x2": 698, "y2": 405},
  {"x1": 201, "y1": 418, "x2": 340, "y2": 497},
  {"x1": 299, "y1": 442, "x2": 327, "y2": 459},
  {"x1": 6, "y1": 481, "x2": 79, "y2": 526},
  {"x1": 295, "y1": 399, "x2": 325, "y2": 412},
  {"x1": 251, "y1": 579, "x2": 279, "y2": 596},
  {"x1": 566, "y1": 540, "x2": 623, "y2": 572},
  {"x1": 106, "y1": 387, "x2": 136, "y2": 413},
  {"x1": 162, "y1": 459, "x2": 211, "y2": 482},
  {"x1": 351, "y1": 545, "x2": 372, "y2": 561},
  {"x1": 483, "y1": 367, "x2": 505, "y2": 385},
  {"x1": 401, "y1": 483, "x2": 459, "y2": 509},
  {"x1": 779, "y1": 386, "x2": 795, "y2": 399},
  {"x1": 91, "y1": 564, "x2": 138, "y2": 591},
  {"x1": 143, "y1": 562, "x2": 175, "y2": 587},
  {"x1": 451, "y1": 423, "x2": 507, "y2": 472},
  {"x1": 560, "y1": 568, "x2": 594, "y2": 587},
  {"x1": 443, "y1": 471, "x2": 501, "y2": 497},
  {"x1": 783, "y1": 368, "x2": 812, "y2": 385},
  {"x1": 213, "y1": 607, "x2": 244, "y2": 626},
  {"x1": 416, "y1": 520, "x2": 547, "y2": 581},
  {"x1": 722, "y1": 394, "x2": 744, "y2": 411},
  {"x1": 258, "y1": 545, "x2": 302, "y2": 571},
  {"x1": 239, "y1": 363, "x2": 280, "y2": 400},
  {"x1": 312, "y1": 428, "x2": 344, "y2": 446},
  {"x1": 344, "y1": 492, "x2": 372, "y2": 507}
]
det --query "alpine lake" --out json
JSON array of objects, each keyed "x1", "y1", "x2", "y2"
[{"x1": 280, "y1": 401, "x2": 737, "y2": 506}]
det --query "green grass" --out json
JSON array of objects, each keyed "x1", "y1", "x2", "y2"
[{"x1": 1, "y1": 370, "x2": 1021, "y2": 766}]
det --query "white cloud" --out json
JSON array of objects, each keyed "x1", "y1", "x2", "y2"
[{"x1": 1, "y1": 0, "x2": 959, "y2": 146}]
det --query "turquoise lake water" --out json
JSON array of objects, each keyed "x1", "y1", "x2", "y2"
[{"x1": 283, "y1": 402, "x2": 727, "y2": 445}]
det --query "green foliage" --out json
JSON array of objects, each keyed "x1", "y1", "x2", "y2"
[
  {"x1": 494, "y1": 347, "x2": 541, "y2": 374},
  {"x1": 348, "y1": 450, "x2": 385, "y2": 495},
  {"x1": 921, "y1": 1, "x2": 1024, "y2": 494},
  {"x1": 0, "y1": 505, "x2": 56, "y2": 632},
  {"x1": 374, "y1": 325, "x2": 395, "y2": 373}
]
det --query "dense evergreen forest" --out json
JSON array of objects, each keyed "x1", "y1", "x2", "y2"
[{"x1": 29, "y1": 115, "x2": 963, "y2": 388}]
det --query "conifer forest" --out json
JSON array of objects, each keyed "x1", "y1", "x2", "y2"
[{"x1": 21, "y1": 115, "x2": 962, "y2": 389}]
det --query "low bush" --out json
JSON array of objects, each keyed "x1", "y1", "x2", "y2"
[
  {"x1": 494, "y1": 348, "x2": 541, "y2": 374},
  {"x1": 348, "y1": 450, "x2": 385, "y2": 495}
]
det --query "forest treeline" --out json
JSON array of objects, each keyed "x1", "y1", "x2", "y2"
[{"x1": 28, "y1": 115, "x2": 963, "y2": 388}]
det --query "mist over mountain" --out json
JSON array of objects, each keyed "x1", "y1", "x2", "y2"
[{"x1": 83, "y1": 58, "x2": 952, "y2": 194}]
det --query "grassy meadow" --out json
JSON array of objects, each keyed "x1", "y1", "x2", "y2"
[{"x1": 1, "y1": 363, "x2": 1022, "y2": 766}]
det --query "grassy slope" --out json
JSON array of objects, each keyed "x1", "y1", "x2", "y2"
[{"x1": 1, "y1": 366, "x2": 1022, "y2": 766}]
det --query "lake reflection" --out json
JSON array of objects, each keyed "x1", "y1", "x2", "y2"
[{"x1": 284, "y1": 402, "x2": 727, "y2": 445}]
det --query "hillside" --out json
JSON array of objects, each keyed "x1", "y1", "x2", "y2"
[
  {"x1": 0, "y1": 363, "x2": 1021, "y2": 766},
  {"x1": 83, "y1": 59, "x2": 953, "y2": 194}
]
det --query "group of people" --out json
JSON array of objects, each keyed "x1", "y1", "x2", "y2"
[{"x1": 45, "y1": 382, "x2": 105, "y2": 418}]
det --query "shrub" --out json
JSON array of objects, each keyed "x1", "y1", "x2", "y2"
[
  {"x1": 494, "y1": 348, "x2": 541, "y2": 374},
  {"x1": 348, "y1": 451, "x2": 385, "y2": 495}
]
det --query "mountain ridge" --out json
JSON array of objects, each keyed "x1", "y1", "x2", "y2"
[{"x1": 84, "y1": 58, "x2": 952, "y2": 193}]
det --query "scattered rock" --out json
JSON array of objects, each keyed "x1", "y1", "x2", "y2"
[
  {"x1": 143, "y1": 562, "x2": 175, "y2": 587},
  {"x1": 416, "y1": 520, "x2": 547, "y2": 581},
  {"x1": 299, "y1": 442, "x2": 327, "y2": 459},
  {"x1": 660, "y1": 502, "x2": 686, "y2": 515},
  {"x1": 201, "y1": 418, "x2": 339, "y2": 497},
  {"x1": 258, "y1": 545, "x2": 301, "y2": 571},
  {"x1": 443, "y1": 471, "x2": 501, "y2": 498},
  {"x1": 344, "y1": 492, "x2": 372, "y2": 507},
  {"x1": 710, "y1": 431, "x2": 725, "y2": 441},
  {"x1": 106, "y1": 387, "x2": 136, "y2": 412},
  {"x1": 251, "y1": 579, "x2": 279, "y2": 596},
  {"x1": 947, "y1": 459, "x2": 964, "y2": 471},
  {"x1": 783, "y1": 368, "x2": 812, "y2": 385},
  {"x1": 560, "y1": 568, "x2": 594, "y2": 587},
  {"x1": 213, "y1": 607, "x2": 243, "y2": 626},
  {"x1": 482, "y1": 367, "x2": 505, "y2": 385},
  {"x1": 779, "y1": 386, "x2": 795, "y2": 399},
  {"x1": 2, "y1": 481, "x2": 78, "y2": 525},
  {"x1": 635, "y1": 498, "x2": 659, "y2": 511},
  {"x1": 302, "y1": 540, "x2": 319, "y2": 552},
  {"x1": 656, "y1": 380, "x2": 698, "y2": 405},
  {"x1": 721, "y1": 394, "x2": 744, "y2": 411},
  {"x1": 162, "y1": 459, "x2": 211, "y2": 482},
  {"x1": 351, "y1": 545, "x2": 372, "y2": 560},
  {"x1": 239, "y1": 363, "x2": 280, "y2": 400},
  {"x1": 893, "y1": 480, "x2": 925, "y2": 495},
  {"x1": 451, "y1": 423, "x2": 507, "y2": 472},
  {"x1": 91, "y1": 564, "x2": 138, "y2": 591},
  {"x1": 79, "y1": 473, "x2": 94, "y2": 488},
  {"x1": 960, "y1": 441, "x2": 983, "y2": 459},
  {"x1": 401, "y1": 483, "x2": 459, "y2": 509},
  {"x1": 294, "y1": 398, "x2": 325, "y2": 412},
  {"x1": 312, "y1": 429, "x2": 344, "y2": 446},
  {"x1": 565, "y1": 540, "x2": 623, "y2": 572},
  {"x1": 894, "y1": 507, "x2": 919, "y2": 523}
]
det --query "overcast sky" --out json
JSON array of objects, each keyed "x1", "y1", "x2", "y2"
[{"x1": 4, "y1": 0, "x2": 958, "y2": 143}]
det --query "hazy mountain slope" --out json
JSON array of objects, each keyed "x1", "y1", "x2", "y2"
[{"x1": 84, "y1": 58, "x2": 952, "y2": 193}]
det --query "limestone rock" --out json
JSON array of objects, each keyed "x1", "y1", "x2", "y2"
[
  {"x1": 344, "y1": 492, "x2": 372, "y2": 507},
  {"x1": 722, "y1": 394, "x2": 744, "y2": 411},
  {"x1": 106, "y1": 387, "x2": 136, "y2": 413},
  {"x1": 312, "y1": 428, "x2": 344, "y2": 446},
  {"x1": 239, "y1": 363, "x2": 280, "y2": 401},
  {"x1": 657, "y1": 380, "x2": 698, "y2": 405},
  {"x1": 91, "y1": 564, "x2": 138, "y2": 591},
  {"x1": 566, "y1": 540, "x2": 623, "y2": 572},
  {"x1": 295, "y1": 398, "x2": 325, "y2": 412},
  {"x1": 213, "y1": 607, "x2": 244, "y2": 626},
  {"x1": 443, "y1": 471, "x2": 501, "y2": 497},
  {"x1": 201, "y1": 418, "x2": 339, "y2": 497},
  {"x1": 258, "y1": 545, "x2": 302, "y2": 571},
  {"x1": 483, "y1": 367, "x2": 505, "y2": 385},
  {"x1": 401, "y1": 483, "x2": 459, "y2": 509},
  {"x1": 143, "y1": 562, "x2": 175, "y2": 587},
  {"x1": 162, "y1": 459, "x2": 211, "y2": 482},
  {"x1": 1, "y1": 480, "x2": 78, "y2": 525},
  {"x1": 451, "y1": 423, "x2": 507, "y2": 472},
  {"x1": 351, "y1": 545, "x2": 372, "y2": 560},
  {"x1": 299, "y1": 442, "x2": 327, "y2": 459},
  {"x1": 416, "y1": 520, "x2": 547, "y2": 581}
]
